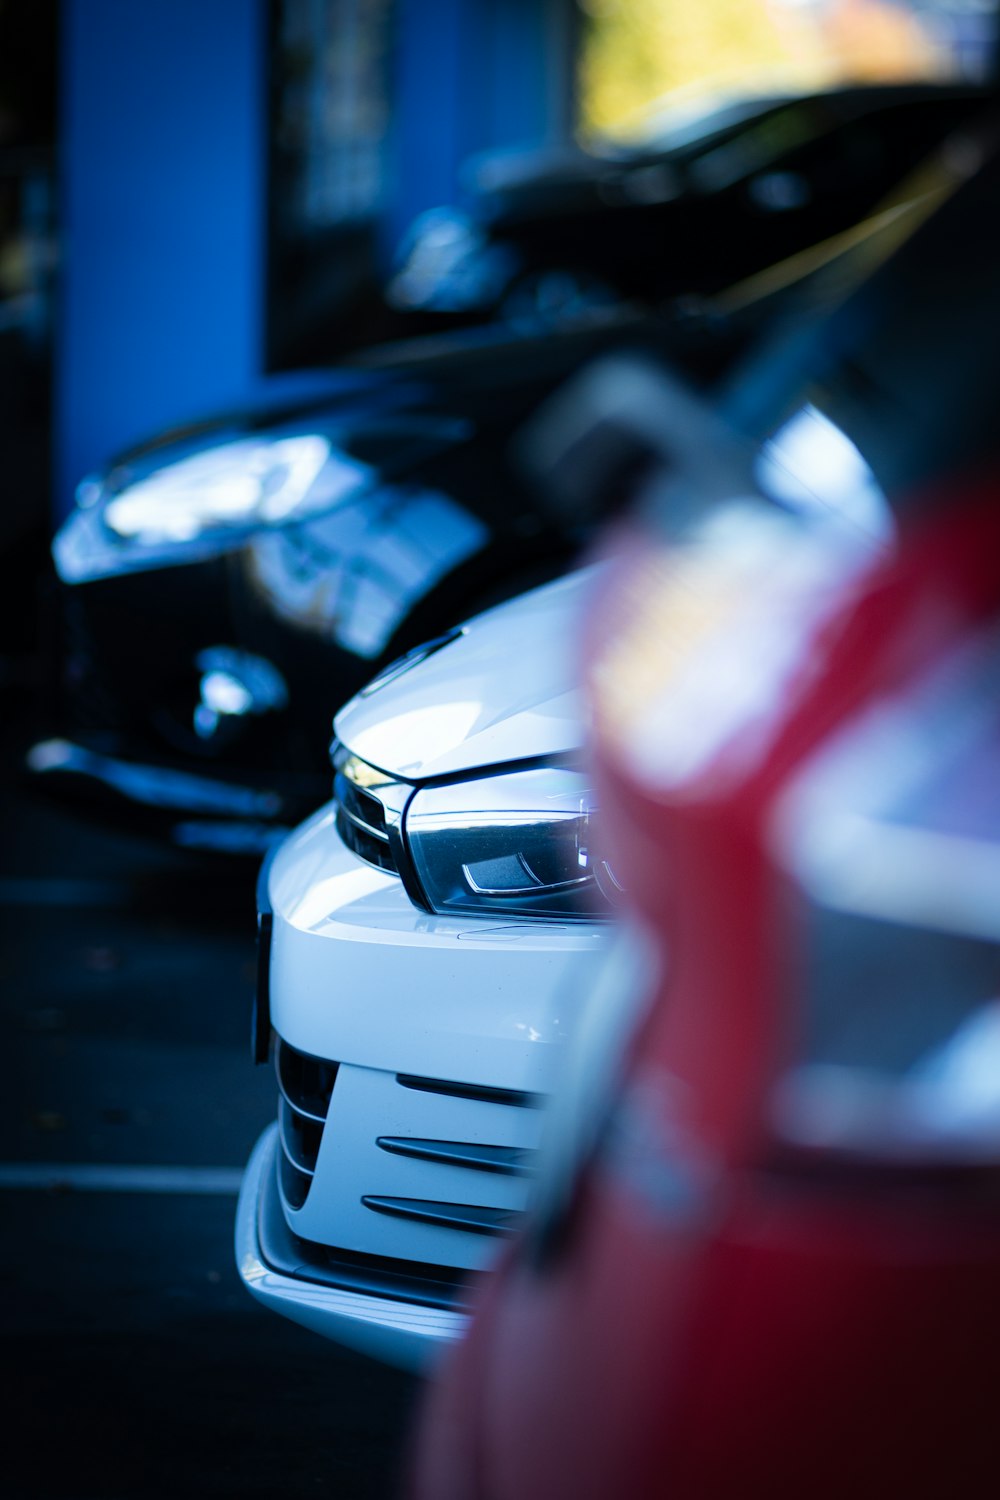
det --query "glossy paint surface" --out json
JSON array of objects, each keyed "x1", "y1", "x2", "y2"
[
  {"x1": 410, "y1": 142, "x2": 1000, "y2": 1493},
  {"x1": 268, "y1": 803, "x2": 600, "y2": 1089},
  {"x1": 411, "y1": 492, "x2": 1000, "y2": 1496},
  {"x1": 334, "y1": 568, "x2": 593, "y2": 780}
]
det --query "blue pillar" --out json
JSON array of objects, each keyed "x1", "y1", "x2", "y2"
[
  {"x1": 56, "y1": 0, "x2": 267, "y2": 518},
  {"x1": 460, "y1": 0, "x2": 576, "y2": 157},
  {"x1": 384, "y1": 0, "x2": 577, "y2": 259},
  {"x1": 387, "y1": 0, "x2": 466, "y2": 253}
]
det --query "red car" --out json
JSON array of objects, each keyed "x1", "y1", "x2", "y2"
[{"x1": 410, "y1": 120, "x2": 1000, "y2": 1500}]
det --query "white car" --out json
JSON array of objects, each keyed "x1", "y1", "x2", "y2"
[
  {"x1": 235, "y1": 569, "x2": 610, "y2": 1369},
  {"x1": 233, "y1": 346, "x2": 899, "y2": 1370}
]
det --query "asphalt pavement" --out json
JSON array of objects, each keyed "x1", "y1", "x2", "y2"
[{"x1": 0, "y1": 685, "x2": 421, "y2": 1499}]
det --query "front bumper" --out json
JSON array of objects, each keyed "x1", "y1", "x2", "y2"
[
  {"x1": 266, "y1": 801, "x2": 602, "y2": 1087},
  {"x1": 241, "y1": 799, "x2": 605, "y2": 1362},
  {"x1": 236, "y1": 1124, "x2": 468, "y2": 1370}
]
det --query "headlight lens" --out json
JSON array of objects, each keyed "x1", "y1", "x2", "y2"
[
  {"x1": 406, "y1": 766, "x2": 615, "y2": 921},
  {"x1": 100, "y1": 433, "x2": 360, "y2": 544}
]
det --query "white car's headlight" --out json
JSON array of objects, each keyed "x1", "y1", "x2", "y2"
[
  {"x1": 405, "y1": 765, "x2": 616, "y2": 921},
  {"x1": 98, "y1": 434, "x2": 353, "y2": 545}
]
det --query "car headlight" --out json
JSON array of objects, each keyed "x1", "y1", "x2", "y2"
[
  {"x1": 97, "y1": 433, "x2": 352, "y2": 545},
  {"x1": 405, "y1": 765, "x2": 617, "y2": 921}
]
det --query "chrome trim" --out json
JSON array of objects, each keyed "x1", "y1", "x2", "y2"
[
  {"x1": 273, "y1": 1037, "x2": 337, "y2": 1125},
  {"x1": 274, "y1": 1059, "x2": 330, "y2": 1127},
  {"x1": 275, "y1": 1156, "x2": 311, "y2": 1218},
  {"x1": 339, "y1": 752, "x2": 397, "y2": 790},
  {"x1": 332, "y1": 755, "x2": 426, "y2": 901},
  {"x1": 276, "y1": 1099, "x2": 317, "y2": 1178},
  {"x1": 337, "y1": 801, "x2": 391, "y2": 845},
  {"x1": 274, "y1": 1067, "x2": 327, "y2": 1126}
]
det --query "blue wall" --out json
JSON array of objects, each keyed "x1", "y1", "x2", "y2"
[
  {"x1": 56, "y1": 0, "x2": 576, "y2": 519},
  {"x1": 386, "y1": 0, "x2": 576, "y2": 255},
  {"x1": 56, "y1": 0, "x2": 268, "y2": 515}
]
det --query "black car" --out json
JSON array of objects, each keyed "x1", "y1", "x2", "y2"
[
  {"x1": 388, "y1": 82, "x2": 989, "y2": 331},
  {"x1": 32, "y1": 81, "x2": 992, "y2": 853},
  {"x1": 35, "y1": 322, "x2": 679, "y2": 853}
]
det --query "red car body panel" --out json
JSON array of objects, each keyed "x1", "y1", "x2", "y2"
[{"x1": 411, "y1": 486, "x2": 1000, "y2": 1499}]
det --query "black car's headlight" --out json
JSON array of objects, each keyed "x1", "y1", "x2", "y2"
[
  {"x1": 405, "y1": 765, "x2": 616, "y2": 921},
  {"x1": 98, "y1": 433, "x2": 351, "y2": 544},
  {"x1": 54, "y1": 432, "x2": 375, "y2": 585}
]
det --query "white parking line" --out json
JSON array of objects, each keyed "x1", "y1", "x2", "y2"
[{"x1": 0, "y1": 1163, "x2": 244, "y2": 1195}]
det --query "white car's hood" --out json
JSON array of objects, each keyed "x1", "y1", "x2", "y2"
[{"x1": 334, "y1": 568, "x2": 593, "y2": 780}]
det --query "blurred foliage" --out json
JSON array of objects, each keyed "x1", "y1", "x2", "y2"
[{"x1": 577, "y1": 0, "x2": 949, "y2": 140}]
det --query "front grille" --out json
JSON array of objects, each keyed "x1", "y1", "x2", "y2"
[
  {"x1": 334, "y1": 772, "x2": 398, "y2": 874},
  {"x1": 259, "y1": 1147, "x2": 471, "y2": 1312},
  {"x1": 273, "y1": 1043, "x2": 540, "y2": 1276},
  {"x1": 275, "y1": 1037, "x2": 338, "y2": 1211}
]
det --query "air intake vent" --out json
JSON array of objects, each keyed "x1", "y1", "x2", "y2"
[{"x1": 275, "y1": 1037, "x2": 338, "y2": 1211}]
